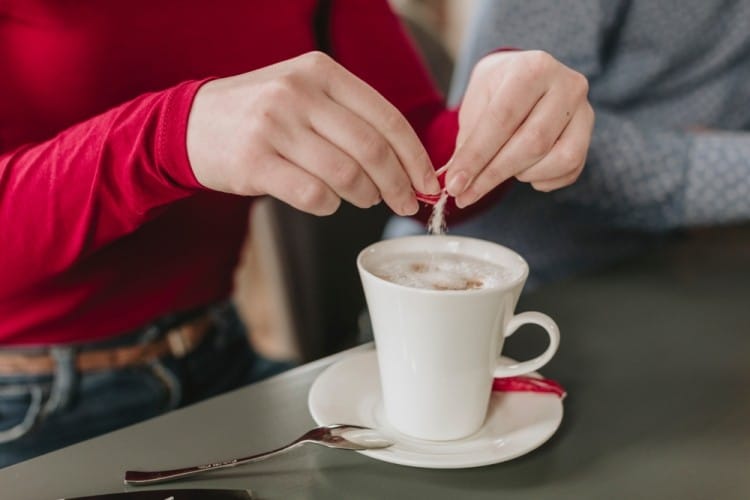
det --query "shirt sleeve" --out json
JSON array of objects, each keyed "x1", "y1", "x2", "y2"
[
  {"x1": 557, "y1": 111, "x2": 750, "y2": 230},
  {"x1": 327, "y1": 0, "x2": 510, "y2": 224},
  {"x1": 449, "y1": 0, "x2": 620, "y2": 104},
  {"x1": 0, "y1": 80, "x2": 205, "y2": 299},
  {"x1": 451, "y1": 0, "x2": 750, "y2": 231}
]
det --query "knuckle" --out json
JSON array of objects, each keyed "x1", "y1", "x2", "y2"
[
  {"x1": 515, "y1": 169, "x2": 532, "y2": 183},
  {"x1": 237, "y1": 155, "x2": 270, "y2": 195},
  {"x1": 262, "y1": 77, "x2": 298, "y2": 103},
  {"x1": 351, "y1": 124, "x2": 378, "y2": 149},
  {"x1": 558, "y1": 146, "x2": 585, "y2": 170},
  {"x1": 316, "y1": 197, "x2": 341, "y2": 216},
  {"x1": 458, "y1": 148, "x2": 486, "y2": 173},
  {"x1": 351, "y1": 191, "x2": 377, "y2": 209},
  {"x1": 297, "y1": 181, "x2": 331, "y2": 212},
  {"x1": 484, "y1": 98, "x2": 525, "y2": 134},
  {"x1": 332, "y1": 160, "x2": 361, "y2": 190},
  {"x1": 379, "y1": 176, "x2": 410, "y2": 202},
  {"x1": 408, "y1": 148, "x2": 433, "y2": 178},
  {"x1": 484, "y1": 163, "x2": 508, "y2": 186},
  {"x1": 414, "y1": 147, "x2": 431, "y2": 168},
  {"x1": 523, "y1": 127, "x2": 553, "y2": 158},
  {"x1": 368, "y1": 190, "x2": 382, "y2": 207},
  {"x1": 468, "y1": 56, "x2": 493, "y2": 84},
  {"x1": 571, "y1": 71, "x2": 590, "y2": 98},
  {"x1": 245, "y1": 113, "x2": 272, "y2": 139},
  {"x1": 382, "y1": 109, "x2": 406, "y2": 134},
  {"x1": 300, "y1": 50, "x2": 334, "y2": 73},
  {"x1": 485, "y1": 102, "x2": 513, "y2": 128},
  {"x1": 360, "y1": 136, "x2": 391, "y2": 164},
  {"x1": 526, "y1": 50, "x2": 554, "y2": 77},
  {"x1": 474, "y1": 55, "x2": 493, "y2": 74}
]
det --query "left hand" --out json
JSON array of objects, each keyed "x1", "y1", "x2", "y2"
[{"x1": 444, "y1": 50, "x2": 594, "y2": 207}]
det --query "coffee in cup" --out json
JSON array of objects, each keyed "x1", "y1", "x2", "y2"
[{"x1": 369, "y1": 251, "x2": 515, "y2": 291}]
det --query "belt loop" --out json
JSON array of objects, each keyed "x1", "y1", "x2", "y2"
[
  {"x1": 42, "y1": 347, "x2": 78, "y2": 416},
  {"x1": 148, "y1": 360, "x2": 182, "y2": 410},
  {"x1": 166, "y1": 327, "x2": 191, "y2": 358},
  {"x1": 0, "y1": 385, "x2": 44, "y2": 444}
]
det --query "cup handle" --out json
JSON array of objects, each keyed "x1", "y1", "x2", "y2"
[{"x1": 493, "y1": 311, "x2": 560, "y2": 378}]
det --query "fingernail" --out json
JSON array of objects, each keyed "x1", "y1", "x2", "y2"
[
  {"x1": 455, "y1": 190, "x2": 478, "y2": 209},
  {"x1": 446, "y1": 171, "x2": 469, "y2": 196},
  {"x1": 403, "y1": 196, "x2": 419, "y2": 215}
]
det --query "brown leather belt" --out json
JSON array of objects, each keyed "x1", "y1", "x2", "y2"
[{"x1": 0, "y1": 314, "x2": 215, "y2": 376}]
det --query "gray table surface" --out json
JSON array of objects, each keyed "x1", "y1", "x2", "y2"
[{"x1": 2, "y1": 231, "x2": 749, "y2": 500}]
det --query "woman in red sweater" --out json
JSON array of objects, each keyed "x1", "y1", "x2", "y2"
[{"x1": 0, "y1": 0, "x2": 592, "y2": 466}]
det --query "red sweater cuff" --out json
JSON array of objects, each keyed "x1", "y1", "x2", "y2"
[
  {"x1": 156, "y1": 78, "x2": 216, "y2": 191},
  {"x1": 488, "y1": 46, "x2": 521, "y2": 55}
]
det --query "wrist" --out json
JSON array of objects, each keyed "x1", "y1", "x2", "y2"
[{"x1": 159, "y1": 78, "x2": 217, "y2": 191}]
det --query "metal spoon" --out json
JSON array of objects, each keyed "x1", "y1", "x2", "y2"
[{"x1": 124, "y1": 424, "x2": 393, "y2": 486}]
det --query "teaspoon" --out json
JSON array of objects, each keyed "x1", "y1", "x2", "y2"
[{"x1": 124, "y1": 424, "x2": 393, "y2": 486}]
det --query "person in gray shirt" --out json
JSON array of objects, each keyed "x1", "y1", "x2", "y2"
[{"x1": 386, "y1": 0, "x2": 750, "y2": 289}]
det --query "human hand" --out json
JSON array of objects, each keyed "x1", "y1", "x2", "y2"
[
  {"x1": 186, "y1": 52, "x2": 440, "y2": 216},
  {"x1": 444, "y1": 50, "x2": 594, "y2": 207}
]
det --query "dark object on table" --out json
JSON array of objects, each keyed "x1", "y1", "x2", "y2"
[{"x1": 59, "y1": 488, "x2": 253, "y2": 500}]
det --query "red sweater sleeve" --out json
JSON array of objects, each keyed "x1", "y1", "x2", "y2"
[
  {"x1": 0, "y1": 80, "x2": 205, "y2": 299},
  {"x1": 328, "y1": 0, "x2": 509, "y2": 224}
]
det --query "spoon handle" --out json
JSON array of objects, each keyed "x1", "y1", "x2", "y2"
[{"x1": 124, "y1": 440, "x2": 303, "y2": 486}]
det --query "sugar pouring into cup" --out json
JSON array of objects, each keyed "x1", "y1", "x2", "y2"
[
  {"x1": 415, "y1": 165, "x2": 451, "y2": 235},
  {"x1": 357, "y1": 235, "x2": 560, "y2": 441}
]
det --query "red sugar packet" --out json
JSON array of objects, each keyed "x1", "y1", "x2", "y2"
[
  {"x1": 415, "y1": 191, "x2": 443, "y2": 205},
  {"x1": 492, "y1": 376, "x2": 567, "y2": 399},
  {"x1": 415, "y1": 167, "x2": 448, "y2": 205}
]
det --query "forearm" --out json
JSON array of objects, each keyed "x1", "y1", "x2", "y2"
[
  {"x1": 0, "y1": 80, "x2": 204, "y2": 298},
  {"x1": 554, "y1": 111, "x2": 750, "y2": 230},
  {"x1": 682, "y1": 131, "x2": 750, "y2": 226}
]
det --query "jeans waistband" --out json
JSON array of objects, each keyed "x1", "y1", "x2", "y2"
[
  {"x1": 0, "y1": 302, "x2": 238, "y2": 379},
  {"x1": 0, "y1": 301, "x2": 238, "y2": 444}
]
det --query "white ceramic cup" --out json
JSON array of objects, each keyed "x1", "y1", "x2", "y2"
[{"x1": 357, "y1": 235, "x2": 560, "y2": 441}]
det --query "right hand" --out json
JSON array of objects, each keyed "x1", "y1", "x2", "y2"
[{"x1": 186, "y1": 51, "x2": 440, "y2": 216}]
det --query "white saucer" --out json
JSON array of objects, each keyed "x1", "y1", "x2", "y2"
[{"x1": 308, "y1": 348, "x2": 564, "y2": 469}]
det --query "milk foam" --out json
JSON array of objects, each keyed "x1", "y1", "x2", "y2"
[{"x1": 371, "y1": 252, "x2": 513, "y2": 290}]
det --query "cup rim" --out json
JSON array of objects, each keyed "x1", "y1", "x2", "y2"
[{"x1": 356, "y1": 235, "x2": 529, "y2": 295}]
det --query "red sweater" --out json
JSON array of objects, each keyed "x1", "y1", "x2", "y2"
[{"x1": 0, "y1": 0, "x2": 498, "y2": 345}]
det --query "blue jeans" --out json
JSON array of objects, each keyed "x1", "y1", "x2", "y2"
[{"x1": 0, "y1": 303, "x2": 293, "y2": 469}]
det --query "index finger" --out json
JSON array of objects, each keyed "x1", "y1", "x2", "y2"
[
  {"x1": 445, "y1": 79, "x2": 544, "y2": 197},
  {"x1": 322, "y1": 57, "x2": 441, "y2": 195}
]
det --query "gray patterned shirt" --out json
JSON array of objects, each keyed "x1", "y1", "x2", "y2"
[{"x1": 386, "y1": 0, "x2": 750, "y2": 288}]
